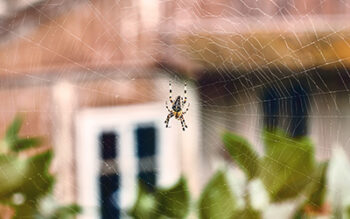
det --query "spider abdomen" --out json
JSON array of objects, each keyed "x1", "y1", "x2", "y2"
[
  {"x1": 174, "y1": 111, "x2": 182, "y2": 119},
  {"x1": 172, "y1": 96, "x2": 182, "y2": 112}
]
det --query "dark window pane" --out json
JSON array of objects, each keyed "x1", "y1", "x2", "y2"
[
  {"x1": 135, "y1": 126, "x2": 157, "y2": 191},
  {"x1": 99, "y1": 174, "x2": 120, "y2": 219},
  {"x1": 262, "y1": 83, "x2": 309, "y2": 137},
  {"x1": 290, "y1": 85, "x2": 309, "y2": 137},
  {"x1": 138, "y1": 172, "x2": 156, "y2": 192},
  {"x1": 100, "y1": 132, "x2": 117, "y2": 160},
  {"x1": 135, "y1": 127, "x2": 156, "y2": 158},
  {"x1": 99, "y1": 131, "x2": 119, "y2": 218},
  {"x1": 262, "y1": 86, "x2": 279, "y2": 131}
]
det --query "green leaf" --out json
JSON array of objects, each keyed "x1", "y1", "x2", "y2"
[
  {"x1": 155, "y1": 177, "x2": 190, "y2": 218},
  {"x1": 11, "y1": 151, "x2": 54, "y2": 218},
  {"x1": 13, "y1": 202, "x2": 38, "y2": 219},
  {"x1": 199, "y1": 170, "x2": 236, "y2": 219},
  {"x1": 129, "y1": 182, "x2": 157, "y2": 219},
  {"x1": 292, "y1": 162, "x2": 329, "y2": 219},
  {"x1": 130, "y1": 177, "x2": 190, "y2": 219},
  {"x1": 17, "y1": 150, "x2": 54, "y2": 199},
  {"x1": 51, "y1": 204, "x2": 82, "y2": 219},
  {"x1": 260, "y1": 130, "x2": 315, "y2": 202},
  {"x1": 1, "y1": 116, "x2": 41, "y2": 153},
  {"x1": 5, "y1": 116, "x2": 22, "y2": 141},
  {"x1": 306, "y1": 162, "x2": 328, "y2": 208},
  {"x1": 0, "y1": 155, "x2": 28, "y2": 197},
  {"x1": 346, "y1": 205, "x2": 350, "y2": 219},
  {"x1": 12, "y1": 137, "x2": 42, "y2": 152},
  {"x1": 222, "y1": 132, "x2": 260, "y2": 179},
  {"x1": 232, "y1": 208, "x2": 262, "y2": 219},
  {"x1": 0, "y1": 116, "x2": 23, "y2": 154}
]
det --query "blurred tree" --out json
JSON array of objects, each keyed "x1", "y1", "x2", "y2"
[{"x1": 0, "y1": 115, "x2": 80, "y2": 219}]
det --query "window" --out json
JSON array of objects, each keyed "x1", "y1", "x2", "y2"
[
  {"x1": 99, "y1": 132, "x2": 120, "y2": 219},
  {"x1": 75, "y1": 103, "x2": 181, "y2": 219},
  {"x1": 135, "y1": 126, "x2": 157, "y2": 191},
  {"x1": 262, "y1": 83, "x2": 309, "y2": 137},
  {"x1": 262, "y1": 86, "x2": 279, "y2": 131}
]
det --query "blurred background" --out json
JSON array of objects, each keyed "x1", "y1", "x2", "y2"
[{"x1": 1, "y1": 0, "x2": 350, "y2": 218}]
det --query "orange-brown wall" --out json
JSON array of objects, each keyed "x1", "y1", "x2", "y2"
[{"x1": 0, "y1": 0, "x2": 158, "y2": 75}]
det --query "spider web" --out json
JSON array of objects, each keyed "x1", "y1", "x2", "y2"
[{"x1": 0, "y1": 0, "x2": 350, "y2": 218}]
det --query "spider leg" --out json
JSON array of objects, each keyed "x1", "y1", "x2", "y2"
[
  {"x1": 180, "y1": 118, "x2": 185, "y2": 131},
  {"x1": 180, "y1": 115, "x2": 188, "y2": 130},
  {"x1": 164, "y1": 113, "x2": 173, "y2": 128},
  {"x1": 169, "y1": 81, "x2": 173, "y2": 104},
  {"x1": 182, "y1": 103, "x2": 190, "y2": 115},
  {"x1": 165, "y1": 101, "x2": 172, "y2": 113},
  {"x1": 183, "y1": 82, "x2": 187, "y2": 104},
  {"x1": 182, "y1": 118, "x2": 188, "y2": 129}
]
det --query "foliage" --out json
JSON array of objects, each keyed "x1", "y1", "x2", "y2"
[
  {"x1": 222, "y1": 133, "x2": 259, "y2": 180},
  {"x1": 260, "y1": 130, "x2": 315, "y2": 201},
  {"x1": 129, "y1": 129, "x2": 346, "y2": 218},
  {"x1": 0, "y1": 115, "x2": 81, "y2": 219},
  {"x1": 198, "y1": 170, "x2": 236, "y2": 219},
  {"x1": 293, "y1": 162, "x2": 329, "y2": 219},
  {"x1": 37, "y1": 202, "x2": 81, "y2": 219},
  {"x1": 231, "y1": 208, "x2": 261, "y2": 219},
  {"x1": 129, "y1": 177, "x2": 190, "y2": 219},
  {"x1": 212, "y1": 129, "x2": 326, "y2": 218},
  {"x1": 223, "y1": 130, "x2": 320, "y2": 202},
  {"x1": 305, "y1": 162, "x2": 328, "y2": 208}
]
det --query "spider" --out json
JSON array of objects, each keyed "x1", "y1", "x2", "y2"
[{"x1": 165, "y1": 81, "x2": 190, "y2": 131}]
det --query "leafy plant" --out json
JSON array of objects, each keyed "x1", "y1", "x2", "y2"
[
  {"x1": 198, "y1": 169, "x2": 262, "y2": 219},
  {"x1": 129, "y1": 129, "x2": 332, "y2": 219},
  {"x1": 221, "y1": 129, "x2": 327, "y2": 218},
  {"x1": 129, "y1": 177, "x2": 190, "y2": 218},
  {"x1": 0, "y1": 115, "x2": 81, "y2": 219},
  {"x1": 199, "y1": 170, "x2": 236, "y2": 219},
  {"x1": 223, "y1": 130, "x2": 318, "y2": 200},
  {"x1": 222, "y1": 134, "x2": 259, "y2": 180}
]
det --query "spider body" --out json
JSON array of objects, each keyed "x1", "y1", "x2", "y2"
[
  {"x1": 165, "y1": 82, "x2": 190, "y2": 131},
  {"x1": 172, "y1": 96, "x2": 182, "y2": 113}
]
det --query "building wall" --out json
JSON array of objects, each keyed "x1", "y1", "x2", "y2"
[
  {"x1": 0, "y1": 0, "x2": 349, "y2": 75},
  {"x1": 0, "y1": 0, "x2": 160, "y2": 75},
  {"x1": 0, "y1": 85, "x2": 52, "y2": 145}
]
